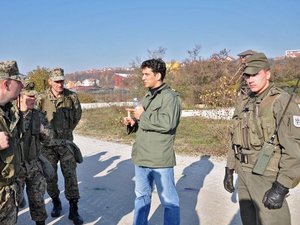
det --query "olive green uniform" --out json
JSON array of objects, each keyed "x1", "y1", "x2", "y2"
[
  {"x1": 0, "y1": 103, "x2": 23, "y2": 225},
  {"x1": 18, "y1": 109, "x2": 48, "y2": 222},
  {"x1": 227, "y1": 84, "x2": 300, "y2": 225},
  {"x1": 38, "y1": 88, "x2": 82, "y2": 200}
]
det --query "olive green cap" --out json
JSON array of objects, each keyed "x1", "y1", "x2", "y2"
[
  {"x1": 243, "y1": 53, "x2": 270, "y2": 75},
  {"x1": 49, "y1": 68, "x2": 65, "y2": 81},
  {"x1": 237, "y1": 49, "x2": 257, "y2": 57},
  {"x1": 0, "y1": 60, "x2": 24, "y2": 81}
]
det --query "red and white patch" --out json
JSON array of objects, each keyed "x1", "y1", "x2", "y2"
[{"x1": 293, "y1": 116, "x2": 300, "y2": 127}]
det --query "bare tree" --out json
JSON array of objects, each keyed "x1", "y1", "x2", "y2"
[
  {"x1": 147, "y1": 46, "x2": 167, "y2": 59},
  {"x1": 187, "y1": 44, "x2": 202, "y2": 61}
]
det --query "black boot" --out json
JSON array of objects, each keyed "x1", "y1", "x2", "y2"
[
  {"x1": 36, "y1": 221, "x2": 45, "y2": 225},
  {"x1": 68, "y1": 199, "x2": 83, "y2": 225},
  {"x1": 51, "y1": 197, "x2": 62, "y2": 217}
]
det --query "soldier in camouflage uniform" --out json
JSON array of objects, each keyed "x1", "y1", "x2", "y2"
[
  {"x1": 0, "y1": 61, "x2": 24, "y2": 225},
  {"x1": 17, "y1": 81, "x2": 55, "y2": 225},
  {"x1": 37, "y1": 68, "x2": 83, "y2": 225},
  {"x1": 224, "y1": 53, "x2": 300, "y2": 225}
]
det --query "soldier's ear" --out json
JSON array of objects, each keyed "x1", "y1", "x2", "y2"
[
  {"x1": 2, "y1": 79, "x2": 9, "y2": 90},
  {"x1": 266, "y1": 70, "x2": 271, "y2": 80}
]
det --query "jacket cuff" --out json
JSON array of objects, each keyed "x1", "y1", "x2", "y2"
[{"x1": 277, "y1": 174, "x2": 294, "y2": 189}]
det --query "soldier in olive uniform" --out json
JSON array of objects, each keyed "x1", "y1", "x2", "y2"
[
  {"x1": 224, "y1": 53, "x2": 300, "y2": 225},
  {"x1": 236, "y1": 50, "x2": 257, "y2": 97},
  {"x1": 0, "y1": 61, "x2": 24, "y2": 225},
  {"x1": 17, "y1": 81, "x2": 55, "y2": 225},
  {"x1": 37, "y1": 68, "x2": 83, "y2": 225}
]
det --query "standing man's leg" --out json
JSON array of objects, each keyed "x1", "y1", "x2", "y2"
[
  {"x1": 0, "y1": 185, "x2": 17, "y2": 225},
  {"x1": 60, "y1": 146, "x2": 83, "y2": 225},
  {"x1": 153, "y1": 168, "x2": 180, "y2": 225},
  {"x1": 133, "y1": 166, "x2": 154, "y2": 225},
  {"x1": 26, "y1": 166, "x2": 47, "y2": 224},
  {"x1": 247, "y1": 173, "x2": 291, "y2": 225},
  {"x1": 42, "y1": 146, "x2": 61, "y2": 217}
]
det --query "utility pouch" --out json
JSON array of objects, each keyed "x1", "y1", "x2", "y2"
[
  {"x1": 66, "y1": 141, "x2": 83, "y2": 164},
  {"x1": 252, "y1": 141, "x2": 275, "y2": 175}
]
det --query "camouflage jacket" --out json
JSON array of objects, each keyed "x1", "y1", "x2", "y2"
[
  {"x1": 37, "y1": 88, "x2": 82, "y2": 141},
  {"x1": 0, "y1": 103, "x2": 23, "y2": 184}
]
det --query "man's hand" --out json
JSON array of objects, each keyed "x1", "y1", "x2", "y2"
[
  {"x1": 123, "y1": 117, "x2": 135, "y2": 127},
  {"x1": 223, "y1": 167, "x2": 235, "y2": 193},
  {"x1": 0, "y1": 132, "x2": 9, "y2": 150},
  {"x1": 263, "y1": 181, "x2": 289, "y2": 209}
]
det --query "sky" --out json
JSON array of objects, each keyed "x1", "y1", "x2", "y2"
[{"x1": 1, "y1": 0, "x2": 300, "y2": 73}]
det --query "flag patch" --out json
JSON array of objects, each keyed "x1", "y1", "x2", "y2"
[{"x1": 293, "y1": 116, "x2": 300, "y2": 127}]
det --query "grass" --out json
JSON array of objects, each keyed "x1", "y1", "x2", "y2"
[{"x1": 75, "y1": 106, "x2": 231, "y2": 158}]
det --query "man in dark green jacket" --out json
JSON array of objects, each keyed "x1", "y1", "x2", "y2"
[{"x1": 124, "y1": 58, "x2": 181, "y2": 225}]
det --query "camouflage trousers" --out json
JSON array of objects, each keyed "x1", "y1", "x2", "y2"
[
  {"x1": 42, "y1": 145, "x2": 80, "y2": 200},
  {"x1": 18, "y1": 160, "x2": 47, "y2": 222},
  {"x1": 0, "y1": 184, "x2": 18, "y2": 225}
]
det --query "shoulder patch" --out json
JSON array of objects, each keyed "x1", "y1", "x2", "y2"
[{"x1": 293, "y1": 115, "x2": 300, "y2": 127}]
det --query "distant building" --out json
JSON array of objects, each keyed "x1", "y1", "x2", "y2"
[
  {"x1": 82, "y1": 78, "x2": 100, "y2": 87},
  {"x1": 114, "y1": 73, "x2": 130, "y2": 89},
  {"x1": 285, "y1": 49, "x2": 300, "y2": 58}
]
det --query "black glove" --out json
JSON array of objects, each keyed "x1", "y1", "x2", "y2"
[
  {"x1": 263, "y1": 181, "x2": 289, "y2": 209},
  {"x1": 223, "y1": 167, "x2": 235, "y2": 193}
]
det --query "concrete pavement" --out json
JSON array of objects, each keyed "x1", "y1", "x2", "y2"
[{"x1": 18, "y1": 134, "x2": 300, "y2": 225}]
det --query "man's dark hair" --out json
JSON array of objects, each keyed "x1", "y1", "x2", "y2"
[{"x1": 141, "y1": 58, "x2": 166, "y2": 81}]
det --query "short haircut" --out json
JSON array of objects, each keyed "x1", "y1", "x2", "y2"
[{"x1": 141, "y1": 58, "x2": 166, "y2": 81}]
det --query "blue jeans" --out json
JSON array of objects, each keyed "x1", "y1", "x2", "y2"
[{"x1": 133, "y1": 166, "x2": 180, "y2": 225}]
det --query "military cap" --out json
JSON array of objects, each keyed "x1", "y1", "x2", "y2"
[
  {"x1": 238, "y1": 49, "x2": 257, "y2": 57},
  {"x1": 22, "y1": 80, "x2": 37, "y2": 96},
  {"x1": 0, "y1": 60, "x2": 24, "y2": 81},
  {"x1": 243, "y1": 53, "x2": 271, "y2": 75},
  {"x1": 49, "y1": 68, "x2": 65, "y2": 81}
]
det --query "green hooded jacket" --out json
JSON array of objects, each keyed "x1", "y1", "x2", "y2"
[{"x1": 131, "y1": 84, "x2": 181, "y2": 168}]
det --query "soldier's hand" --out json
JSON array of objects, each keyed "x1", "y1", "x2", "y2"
[
  {"x1": 263, "y1": 181, "x2": 289, "y2": 209},
  {"x1": 0, "y1": 132, "x2": 9, "y2": 150},
  {"x1": 223, "y1": 167, "x2": 235, "y2": 193}
]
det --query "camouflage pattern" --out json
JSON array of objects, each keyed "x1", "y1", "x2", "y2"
[
  {"x1": 0, "y1": 103, "x2": 23, "y2": 223},
  {"x1": 21, "y1": 80, "x2": 38, "y2": 96},
  {"x1": 49, "y1": 67, "x2": 65, "y2": 81},
  {"x1": 18, "y1": 161, "x2": 47, "y2": 222},
  {"x1": 0, "y1": 60, "x2": 24, "y2": 81},
  {"x1": 37, "y1": 88, "x2": 82, "y2": 200},
  {"x1": 18, "y1": 108, "x2": 48, "y2": 222},
  {"x1": 0, "y1": 186, "x2": 17, "y2": 225},
  {"x1": 42, "y1": 145, "x2": 79, "y2": 200}
]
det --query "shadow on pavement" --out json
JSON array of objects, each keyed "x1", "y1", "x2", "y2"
[
  {"x1": 149, "y1": 155, "x2": 214, "y2": 225},
  {"x1": 18, "y1": 150, "x2": 135, "y2": 225}
]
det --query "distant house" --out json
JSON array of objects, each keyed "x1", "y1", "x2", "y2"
[
  {"x1": 75, "y1": 81, "x2": 82, "y2": 87},
  {"x1": 114, "y1": 73, "x2": 130, "y2": 89},
  {"x1": 285, "y1": 49, "x2": 300, "y2": 58},
  {"x1": 82, "y1": 78, "x2": 100, "y2": 87}
]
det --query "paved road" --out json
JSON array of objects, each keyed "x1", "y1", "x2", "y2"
[{"x1": 18, "y1": 135, "x2": 300, "y2": 225}]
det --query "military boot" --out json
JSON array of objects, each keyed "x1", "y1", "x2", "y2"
[
  {"x1": 68, "y1": 199, "x2": 83, "y2": 225},
  {"x1": 51, "y1": 197, "x2": 62, "y2": 217},
  {"x1": 36, "y1": 221, "x2": 45, "y2": 225}
]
